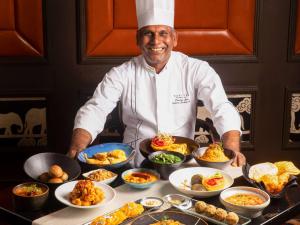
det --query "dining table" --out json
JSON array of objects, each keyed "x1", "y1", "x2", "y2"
[{"x1": 0, "y1": 160, "x2": 300, "y2": 225}]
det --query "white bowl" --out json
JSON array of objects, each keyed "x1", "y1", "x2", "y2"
[
  {"x1": 168, "y1": 167, "x2": 234, "y2": 198},
  {"x1": 82, "y1": 169, "x2": 118, "y2": 185},
  {"x1": 219, "y1": 186, "x2": 270, "y2": 218}
]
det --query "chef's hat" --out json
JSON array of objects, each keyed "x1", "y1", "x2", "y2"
[{"x1": 135, "y1": 0, "x2": 174, "y2": 29}]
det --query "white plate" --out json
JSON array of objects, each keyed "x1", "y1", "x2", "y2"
[
  {"x1": 55, "y1": 180, "x2": 116, "y2": 209},
  {"x1": 82, "y1": 169, "x2": 118, "y2": 185},
  {"x1": 169, "y1": 167, "x2": 234, "y2": 198}
]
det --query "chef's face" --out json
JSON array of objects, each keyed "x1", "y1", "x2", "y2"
[{"x1": 137, "y1": 25, "x2": 178, "y2": 73}]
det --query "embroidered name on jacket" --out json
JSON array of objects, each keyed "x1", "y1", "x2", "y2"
[{"x1": 172, "y1": 94, "x2": 190, "y2": 104}]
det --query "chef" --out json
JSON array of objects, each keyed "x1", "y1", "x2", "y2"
[{"x1": 67, "y1": 0, "x2": 246, "y2": 167}]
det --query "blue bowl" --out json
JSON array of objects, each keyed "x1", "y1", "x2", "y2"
[
  {"x1": 121, "y1": 168, "x2": 160, "y2": 189},
  {"x1": 77, "y1": 143, "x2": 136, "y2": 169}
]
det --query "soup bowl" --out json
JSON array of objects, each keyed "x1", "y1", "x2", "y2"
[{"x1": 219, "y1": 186, "x2": 270, "y2": 218}]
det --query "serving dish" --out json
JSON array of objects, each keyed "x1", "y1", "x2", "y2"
[
  {"x1": 148, "y1": 150, "x2": 185, "y2": 180},
  {"x1": 192, "y1": 147, "x2": 235, "y2": 169},
  {"x1": 121, "y1": 168, "x2": 160, "y2": 189},
  {"x1": 83, "y1": 198, "x2": 163, "y2": 225},
  {"x1": 163, "y1": 194, "x2": 251, "y2": 225},
  {"x1": 131, "y1": 210, "x2": 208, "y2": 225},
  {"x1": 54, "y1": 180, "x2": 116, "y2": 209},
  {"x1": 168, "y1": 167, "x2": 234, "y2": 198},
  {"x1": 242, "y1": 163, "x2": 298, "y2": 198},
  {"x1": 24, "y1": 152, "x2": 81, "y2": 189},
  {"x1": 12, "y1": 182, "x2": 49, "y2": 211},
  {"x1": 82, "y1": 168, "x2": 118, "y2": 185},
  {"x1": 77, "y1": 143, "x2": 135, "y2": 170},
  {"x1": 139, "y1": 197, "x2": 164, "y2": 210},
  {"x1": 219, "y1": 186, "x2": 270, "y2": 218},
  {"x1": 139, "y1": 136, "x2": 199, "y2": 162}
]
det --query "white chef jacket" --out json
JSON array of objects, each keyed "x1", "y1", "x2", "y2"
[{"x1": 74, "y1": 51, "x2": 241, "y2": 166}]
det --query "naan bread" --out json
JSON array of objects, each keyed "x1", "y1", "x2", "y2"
[{"x1": 248, "y1": 162, "x2": 278, "y2": 182}]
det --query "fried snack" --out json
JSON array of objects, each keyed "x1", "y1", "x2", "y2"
[
  {"x1": 260, "y1": 174, "x2": 279, "y2": 194},
  {"x1": 278, "y1": 172, "x2": 290, "y2": 188},
  {"x1": 225, "y1": 212, "x2": 239, "y2": 225},
  {"x1": 214, "y1": 208, "x2": 228, "y2": 221},
  {"x1": 195, "y1": 200, "x2": 207, "y2": 213},
  {"x1": 69, "y1": 180, "x2": 104, "y2": 206},
  {"x1": 91, "y1": 210, "x2": 127, "y2": 225},
  {"x1": 93, "y1": 152, "x2": 108, "y2": 161},
  {"x1": 119, "y1": 202, "x2": 144, "y2": 218},
  {"x1": 205, "y1": 204, "x2": 217, "y2": 217},
  {"x1": 202, "y1": 172, "x2": 225, "y2": 191},
  {"x1": 38, "y1": 164, "x2": 69, "y2": 183},
  {"x1": 91, "y1": 202, "x2": 144, "y2": 225},
  {"x1": 84, "y1": 149, "x2": 127, "y2": 165},
  {"x1": 199, "y1": 143, "x2": 229, "y2": 162},
  {"x1": 274, "y1": 161, "x2": 300, "y2": 176},
  {"x1": 150, "y1": 220, "x2": 185, "y2": 225}
]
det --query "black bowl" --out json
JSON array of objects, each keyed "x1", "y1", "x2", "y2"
[
  {"x1": 192, "y1": 147, "x2": 235, "y2": 169},
  {"x1": 242, "y1": 163, "x2": 298, "y2": 198},
  {"x1": 12, "y1": 182, "x2": 49, "y2": 211},
  {"x1": 148, "y1": 151, "x2": 185, "y2": 180},
  {"x1": 24, "y1": 152, "x2": 81, "y2": 190},
  {"x1": 140, "y1": 136, "x2": 198, "y2": 162}
]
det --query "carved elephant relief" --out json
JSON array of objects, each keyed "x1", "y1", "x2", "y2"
[
  {"x1": 0, "y1": 112, "x2": 23, "y2": 136},
  {"x1": 24, "y1": 108, "x2": 47, "y2": 135}
]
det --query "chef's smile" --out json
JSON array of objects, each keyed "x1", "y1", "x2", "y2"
[{"x1": 137, "y1": 25, "x2": 178, "y2": 73}]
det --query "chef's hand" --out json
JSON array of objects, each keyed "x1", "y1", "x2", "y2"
[
  {"x1": 67, "y1": 128, "x2": 92, "y2": 158},
  {"x1": 231, "y1": 151, "x2": 246, "y2": 167}
]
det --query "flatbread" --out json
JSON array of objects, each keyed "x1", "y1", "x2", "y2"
[{"x1": 248, "y1": 162, "x2": 278, "y2": 182}]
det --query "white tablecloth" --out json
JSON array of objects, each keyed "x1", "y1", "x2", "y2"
[{"x1": 32, "y1": 165, "x2": 242, "y2": 225}]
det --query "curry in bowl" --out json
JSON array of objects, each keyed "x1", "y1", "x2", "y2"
[
  {"x1": 122, "y1": 168, "x2": 160, "y2": 189},
  {"x1": 12, "y1": 182, "x2": 49, "y2": 211}
]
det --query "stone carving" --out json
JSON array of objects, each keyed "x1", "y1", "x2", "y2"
[
  {"x1": 24, "y1": 108, "x2": 47, "y2": 135},
  {"x1": 290, "y1": 94, "x2": 300, "y2": 134},
  {"x1": 0, "y1": 112, "x2": 23, "y2": 136}
]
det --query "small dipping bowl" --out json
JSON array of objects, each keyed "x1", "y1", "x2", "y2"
[
  {"x1": 140, "y1": 197, "x2": 164, "y2": 210},
  {"x1": 163, "y1": 194, "x2": 192, "y2": 210}
]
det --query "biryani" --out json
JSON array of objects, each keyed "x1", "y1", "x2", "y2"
[{"x1": 199, "y1": 143, "x2": 229, "y2": 162}]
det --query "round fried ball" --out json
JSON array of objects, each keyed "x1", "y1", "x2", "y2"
[
  {"x1": 191, "y1": 174, "x2": 203, "y2": 185},
  {"x1": 48, "y1": 177, "x2": 64, "y2": 183},
  {"x1": 225, "y1": 212, "x2": 239, "y2": 225},
  {"x1": 214, "y1": 208, "x2": 228, "y2": 221},
  {"x1": 195, "y1": 201, "x2": 207, "y2": 213},
  {"x1": 205, "y1": 204, "x2": 217, "y2": 217},
  {"x1": 61, "y1": 171, "x2": 69, "y2": 181},
  {"x1": 49, "y1": 164, "x2": 63, "y2": 178},
  {"x1": 39, "y1": 172, "x2": 50, "y2": 182},
  {"x1": 191, "y1": 184, "x2": 206, "y2": 191}
]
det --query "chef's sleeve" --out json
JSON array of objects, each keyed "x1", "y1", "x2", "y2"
[
  {"x1": 73, "y1": 68, "x2": 123, "y2": 142},
  {"x1": 195, "y1": 62, "x2": 241, "y2": 137}
]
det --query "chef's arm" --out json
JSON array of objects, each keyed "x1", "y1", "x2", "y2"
[
  {"x1": 221, "y1": 130, "x2": 246, "y2": 167},
  {"x1": 67, "y1": 128, "x2": 92, "y2": 158}
]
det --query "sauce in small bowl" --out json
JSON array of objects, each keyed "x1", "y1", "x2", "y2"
[{"x1": 140, "y1": 197, "x2": 163, "y2": 209}]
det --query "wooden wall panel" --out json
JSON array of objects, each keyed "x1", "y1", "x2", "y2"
[
  {"x1": 81, "y1": 0, "x2": 257, "y2": 61},
  {"x1": 0, "y1": 0, "x2": 44, "y2": 57},
  {"x1": 295, "y1": 0, "x2": 300, "y2": 54}
]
